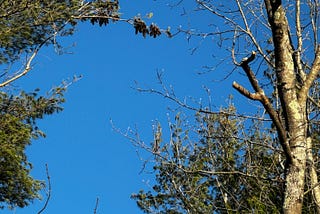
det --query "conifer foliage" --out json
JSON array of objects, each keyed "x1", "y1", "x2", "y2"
[
  {"x1": 0, "y1": 0, "x2": 163, "y2": 210},
  {"x1": 0, "y1": 88, "x2": 65, "y2": 209}
]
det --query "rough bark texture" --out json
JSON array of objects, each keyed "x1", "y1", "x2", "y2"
[
  {"x1": 265, "y1": 1, "x2": 308, "y2": 213},
  {"x1": 306, "y1": 137, "x2": 320, "y2": 213}
]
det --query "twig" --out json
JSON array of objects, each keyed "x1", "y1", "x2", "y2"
[
  {"x1": 135, "y1": 86, "x2": 271, "y2": 121},
  {"x1": 38, "y1": 164, "x2": 52, "y2": 214},
  {"x1": 93, "y1": 197, "x2": 99, "y2": 214}
]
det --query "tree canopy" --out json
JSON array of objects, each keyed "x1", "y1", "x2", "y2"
[
  {"x1": 0, "y1": 0, "x2": 119, "y2": 64},
  {"x1": 0, "y1": 0, "x2": 165, "y2": 210},
  {"x1": 0, "y1": 88, "x2": 64, "y2": 209},
  {"x1": 0, "y1": 0, "x2": 120, "y2": 208},
  {"x1": 2, "y1": 0, "x2": 320, "y2": 213}
]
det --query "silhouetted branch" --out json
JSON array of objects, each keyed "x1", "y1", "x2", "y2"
[
  {"x1": 38, "y1": 164, "x2": 51, "y2": 214},
  {"x1": 93, "y1": 197, "x2": 99, "y2": 214}
]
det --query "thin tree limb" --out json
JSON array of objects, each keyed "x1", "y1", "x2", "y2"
[
  {"x1": 299, "y1": 45, "x2": 320, "y2": 100},
  {"x1": 294, "y1": 0, "x2": 305, "y2": 84},
  {"x1": 305, "y1": 137, "x2": 320, "y2": 212},
  {"x1": 93, "y1": 197, "x2": 99, "y2": 214},
  {"x1": 0, "y1": 49, "x2": 39, "y2": 87},
  {"x1": 38, "y1": 164, "x2": 52, "y2": 214},
  {"x1": 236, "y1": 1, "x2": 274, "y2": 67}
]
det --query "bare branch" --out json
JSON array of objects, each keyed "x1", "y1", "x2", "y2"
[
  {"x1": 307, "y1": 0, "x2": 319, "y2": 49},
  {"x1": 93, "y1": 197, "x2": 99, "y2": 214},
  {"x1": 114, "y1": 120, "x2": 283, "y2": 185},
  {"x1": 295, "y1": 0, "x2": 303, "y2": 61},
  {"x1": 239, "y1": 51, "x2": 264, "y2": 95},
  {"x1": 232, "y1": 81, "x2": 262, "y2": 101},
  {"x1": 0, "y1": 48, "x2": 39, "y2": 88},
  {"x1": 234, "y1": 50, "x2": 293, "y2": 164},
  {"x1": 235, "y1": 0, "x2": 274, "y2": 67},
  {"x1": 71, "y1": 14, "x2": 129, "y2": 23},
  {"x1": 135, "y1": 86, "x2": 271, "y2": 121},
  {"x1": 196, "y1": 0, "x2": 245, "y2": 32},
  {"x1": 299, "y1": 45, "x2": 320, "y2": 100},
  {"x1": 38, "y1": 164, "x2": 52, "y2": 214},
  {"x1": 0, "y1": 13, "x2": 66, "y2": 88},
  {"x1": 305, "y1": 137, "x2": 320, "y2": 211},
  {"x1": 293, "y1": 0, "x2": 306, "y2": 86},
  {"x1": 181, "y1": 167, "x2": 281, "y2": 182}
]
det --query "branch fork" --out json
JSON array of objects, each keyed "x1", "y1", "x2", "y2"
[{"x1": 232, "y1": 51, "x2": 293, "y2": 164}]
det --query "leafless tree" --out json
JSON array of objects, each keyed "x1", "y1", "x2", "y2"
[{"x1": 133, "y1": 1, "x2": 320, "y2": 213}]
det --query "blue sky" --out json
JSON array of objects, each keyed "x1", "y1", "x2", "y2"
[{"x1": 3, "y1": 1, "x2": 251, "y2": 213}]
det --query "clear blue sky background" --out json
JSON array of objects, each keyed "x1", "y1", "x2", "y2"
[{"x1": 3, "y1": 1, "x2": 250, "y2": 213}]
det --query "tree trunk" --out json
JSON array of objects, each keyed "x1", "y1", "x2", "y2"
[
  {"x1": 306, "y1": 137, "x2": 320, "y2": 213},
  {"x1": 283, "y1": 125, "x2": 307, "y2": 213},
  {"x1": 264, "y1": 1, "x2": 308, "y2": 213}
]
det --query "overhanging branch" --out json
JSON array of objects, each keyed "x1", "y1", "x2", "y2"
[{"x1": 0, "y1": 49, "x2": 38, "y2": 88}]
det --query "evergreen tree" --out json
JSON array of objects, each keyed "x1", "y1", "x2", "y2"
[
  {"x1": 0, "y1": 88, "x2": 65, "y2": 209},
  {"x1": 0, "y1": 0, "x2": 164, "y2": 210}
]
